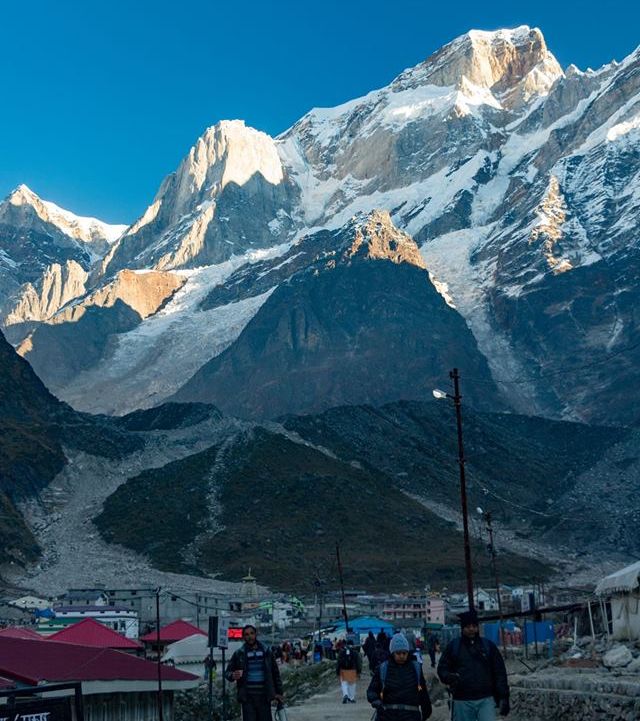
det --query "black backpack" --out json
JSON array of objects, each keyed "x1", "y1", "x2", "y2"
[{"x1": 340, "y1": 648, "x2": 358, "y2": 670}]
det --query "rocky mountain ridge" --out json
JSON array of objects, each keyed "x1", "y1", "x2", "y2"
[
  {"x1": 172, "y1": 210, "x2": 499, "y2": 417},
  {"x1": 0, "y1": 319, "x2": 636, "y2": 592},
  {"x1": 2, "y1": 26, "x2": 640, "y2": 424},
  {"x1": 0, "y1": 185, "x2": 126, "y2": 325}
]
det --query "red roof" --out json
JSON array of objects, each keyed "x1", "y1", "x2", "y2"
[
  {"x1": 0, "y1": 637, "x2": 198, "y2": 686},
  {"x1": 47, "y1": 618, "x2": 142, "y2": 649},
  {"x1": 0, "y1": 675, "x2": 16, "y2": 689},
  {"x1": 0, "y1": 627, "x2": 42, "y2": 640},
  {"x1": 140, "y1": 619, "x2": 205, "y2": 643}
]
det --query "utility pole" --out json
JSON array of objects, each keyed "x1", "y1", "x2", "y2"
[
  {"x1": 155, "y1": 587, "x2": 164, "y2": 721},
  {"x1": 450, "y1": 368, "x2": 475, "y2": 610},
  {"x1": 483, "y1": 511, "x2": 507, "y2": 656},
  {"x1": 314, "y1": 574, "x2": 325, "y2": 645},
  {"x1": 336, "y1": 543, "x2": 350, "y2": 632}
]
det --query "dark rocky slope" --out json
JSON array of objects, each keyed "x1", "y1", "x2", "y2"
[{"x1": 174, "y1": 212, "x2": 500, "y2": 418}]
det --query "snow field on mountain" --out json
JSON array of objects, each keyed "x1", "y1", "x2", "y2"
[
  {"x1": 420, "y1": 227, "x2": 543, "y2": 414},
  {"x1": 59, "y1": 246, "x2": 289, "y2": 414}
]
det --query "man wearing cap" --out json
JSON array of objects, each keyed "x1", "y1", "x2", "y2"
[
  {"x1": 225, "y1": 625, "x2": 284, "y2": 721},
  {"x1": 438, "y1": 609, "x2": 509, "y2": 720},
  {"x1": 367, "y1": 632, "x2": 432, "y2": 720}
]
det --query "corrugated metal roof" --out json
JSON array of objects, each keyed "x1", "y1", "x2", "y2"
[
  {"x1": 0, "y1": 627, "x2": 43, "y2": 640},
  {"x1": 0, "y1": 637, "x2": 198, "y2": 685},
  {"x1": 595, "y1": 560, "x2": 640, "y2": 595},
  {"x1": 140, "y1": 620, "x2": 205, "y2": 643},
  {"x1": 47, "y1": 618, "x2": 142, "y2": 649}
]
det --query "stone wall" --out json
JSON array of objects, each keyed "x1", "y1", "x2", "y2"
[{"x1": 511, "y1": 669, "x2": 640, "y2": 721}]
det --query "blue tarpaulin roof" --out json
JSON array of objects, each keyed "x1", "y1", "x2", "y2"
[
  {"x1": 331, "y1": 616, "x2": 394, "y2": 634},
  {"x1": 34, "y1": 608, "x2": 55, "y2": 618}
]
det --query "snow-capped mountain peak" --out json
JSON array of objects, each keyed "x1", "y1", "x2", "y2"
[
  {"x1": 7, "y1": 183, "x2": 128, "y2": 243},
  {"x1": 101, "y1": 120, "x2": 293, "y2": 275},
  {"x1": 5, "y1": 184, "x2": 126, "y2": 245},
  {"x1": 157, "y1": 119, "x2": 285, "y2": 225},
  {"x1": 391, "y1": 25, "x2": 564, "y2": 111},
  {"x1": 6, "y1": 27, "x2": 640, "y2": 428}
]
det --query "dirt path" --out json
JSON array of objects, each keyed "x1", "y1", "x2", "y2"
[{"x1": 287, "y1": 666, "x2": 450, "y2": 721}]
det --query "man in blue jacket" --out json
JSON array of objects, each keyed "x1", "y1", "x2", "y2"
[{"x1": 437, "y1": 610, "x2": 509, "y2": 721}]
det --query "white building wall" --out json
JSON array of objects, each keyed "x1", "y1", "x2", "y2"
[{"x1": 611, "y1": 593, "x2": 640, "y2": 641}]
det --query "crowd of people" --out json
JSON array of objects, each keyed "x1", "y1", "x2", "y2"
[{"x1": 225, "y1": 610, "x2": 510, "y2": 721}]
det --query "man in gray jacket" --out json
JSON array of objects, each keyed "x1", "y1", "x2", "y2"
[{"x1": 225, "y1": 625, "x2": 284, "y2": 721}]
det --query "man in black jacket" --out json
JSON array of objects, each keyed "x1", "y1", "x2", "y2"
[
  {"x1": 225, "y1": 625, "x2": 284, "y2": 721},
  {"x1": 367, "y1": 632, "x2": 432, "y2": 721},
  {"x1": 437, "y1": 610, "x2": 509, "y2": 721}
]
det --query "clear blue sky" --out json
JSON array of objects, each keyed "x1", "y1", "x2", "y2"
[{"x1": 2, "y1": 0, "x2": 638, "y2": 223}]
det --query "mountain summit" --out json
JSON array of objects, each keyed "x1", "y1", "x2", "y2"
[
  {"x1": 0, "y1": 185, "x2": 126, "y2": 324},
  {"x1": 102, "y1": 120, "x2": 294, "y2": 275},
  {"x1": 396, "y1": 26, "x2": 563, "y2": 105},
  {"x1": 3, "y1": 27, "x2": 640, "y2": 425}
]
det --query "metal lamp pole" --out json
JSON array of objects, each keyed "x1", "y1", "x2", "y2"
[
  {"x1": 155, "y1": 587, "x2": 164, "y2": 721},
  {"x1": 434, "y1": 368, "x2": 474, "y2": 610}
]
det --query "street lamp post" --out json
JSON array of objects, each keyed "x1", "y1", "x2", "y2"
[{"x1": 434, "y1": 368, "x2": 475, "y2": 611}]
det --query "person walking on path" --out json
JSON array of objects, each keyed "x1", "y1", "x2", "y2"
[
  {"x1": 426, "y1": 632, "x2": 439, "y2": 668},
  {"x1": 377, "y1": 629, "x2": 390, "y2": 650},
  {"x1": 225, "y1": 624, "x2": 284, "y2": 721},
  {"x1": 437, "y1": 609, "x2": 510, "y2": 721},
  {"x1": 367, "y1": 632, "x2": 432, "y2": 721},
  {"x1": 363, "y1": 631, "x2": 377, "y2": 671},
  {"x1": 336, "y1": 638, "x2": 363, "y2": 703},
  {"x1": 371, "y1": 639, "x2": 390, "y2": 673}
]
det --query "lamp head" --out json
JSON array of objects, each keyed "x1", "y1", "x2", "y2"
[{"x1": 432, "y1": 389, "x2": 448, "y2": 400}]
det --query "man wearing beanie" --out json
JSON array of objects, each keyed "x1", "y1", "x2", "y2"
[
  {"x1": 367, "y1": 633, "x2": 432, "y2": 720},
  {"x1": 437, "y1": 609, "x2": 509, "y2": 720}
]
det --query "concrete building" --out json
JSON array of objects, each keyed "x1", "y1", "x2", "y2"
[
  {"x1": 0, "y1": 636, "x2": 198, "y2": 721},
  {"x1": 39, "y1": 605, "x2": 139, "y2": 638},
  {"x1": 596, "y1": 561, "x2": 640, "y2": 641}
]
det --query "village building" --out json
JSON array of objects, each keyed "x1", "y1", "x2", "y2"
[
  {"x1": 59, "y1": 588, "x2": 109, "y2": 606},
  {"x1": 38, "y1": 604, "x2": 139, "y2": 638},
  {"x1": 140, "y1": 619, "x2": 205, "y2": 657},
  {"x1": 47, "y1": 618, "x2": 143, "y2": 653},
  {"x1": 7, "y1": 596, "x2": 50, "y2": 611},
  {"x1": 162, "y1": 634, "x2": 210, "y2": 678},
  {"x1": 380, "y1": 594, "x2": 446, "y2": 624},
  {"x1": 0, "y1": 636, "x2": 199, "y2": 721},
  {"x1": 595, "y1": 560, "x2": 640, "y2": 641}
]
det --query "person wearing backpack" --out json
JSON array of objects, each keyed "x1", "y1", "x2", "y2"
[
  {"x1": 367, "y1": 633, "x2": 432, "y2": 720},
  {"x1": 437, "y1": 609, "x2": 510, "y2": 721},
  {"x1": 336, "y1": 638, "x2": 363, "y2": 703}
]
